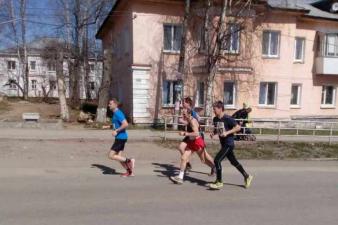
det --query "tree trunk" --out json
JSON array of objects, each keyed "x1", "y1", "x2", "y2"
[
  {"x1": 174, "y1": 0, "x2": 190, "y2": 129},
  {"x1": 96, "y1": 48, "x2": 112, "y2": 123},
  {"x1": 56, "y1": 50, "x2": 70, "y2": 122},
  {"x1": 204, "y1": 0, "x2": 228, "y2": 117},
  {"x1": 20, "y1": 0, "x2": 28, "y2": 100}
]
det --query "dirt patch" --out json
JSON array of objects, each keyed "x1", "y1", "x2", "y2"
[
  {"x1": 0, "y1": 99, "x2": 80, "y2": 122},
  {"x1": 155, "y1": 140, "x2": 338, "y2": 160}
]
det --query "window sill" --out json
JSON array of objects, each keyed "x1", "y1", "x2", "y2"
[
  {"x1": 163, "y1": 50, "x2": 180, "y2": 55},
  {"x1": 258, "y1": 105, "x2": 276, "y2": 109},
  {"x1": 221, "y1": 50, "x2": 240, "y2": 55},
  {"x1": 262, "y1": 55, "x2": 280, "y2": 59},
  {"x1": 320, "y1": 105, "x2": 336, "y2": 109},
  {"x1": 224, "y1": 106, "x2": 237, "y2": 110},
  {"x1": 290, "y1": 105, "x2": 301, "y2": 109},
  {"x1": 293, "y1": 61, "x2": 304, "y2": 64},
  {"x1": 162, "y1": 105, "x2": 175, "y2": 108}
]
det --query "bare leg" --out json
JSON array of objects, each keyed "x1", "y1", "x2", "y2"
[{"x1": 197, "y1": 149, "x2": 215, "y2": 169}]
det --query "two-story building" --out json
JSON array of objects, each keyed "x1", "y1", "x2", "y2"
[
  {"x1": 96, "y1": 0, "x2": 338, "y2": 124},
  {"x1": 0, "y1": 38, "x2": 103, "y2": 100}
]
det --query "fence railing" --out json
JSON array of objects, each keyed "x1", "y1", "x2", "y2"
[{"x1": 162, "y1": 115, "x2": 338, "y2": 144}]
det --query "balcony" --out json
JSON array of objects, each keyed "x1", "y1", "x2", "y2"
[{"x1": 315, "y1": 56, "x2": 338, "y2": 75}]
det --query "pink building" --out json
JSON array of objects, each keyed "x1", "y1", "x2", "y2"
[{"x1": 96, "y1": 0, "x2": 338, "y2": 124}]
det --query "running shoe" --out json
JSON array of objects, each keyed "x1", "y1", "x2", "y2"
[
  {"x1": 244, "y1": 175, "x2": 253, "y2": 189},
  {"x1": 209, "y1": 181, "x2": 223, "y2": 190},
  {"x1": 170, "y1": 176, "x2": 183, "y2": 184}
]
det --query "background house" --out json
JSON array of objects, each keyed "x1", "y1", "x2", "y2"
[
  {"x1": 0, "y1": 38, "x2": 103, "y2": 100},
  {"x1": 96, "y1": 0, "x2": 338, "y2": 124}
]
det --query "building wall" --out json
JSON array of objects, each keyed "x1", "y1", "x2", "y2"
[
  {"x1": 99, "y1": 0, "x2": 338, "y2": 123},
  {"x1": 0, "y1": 54, "x2": 102, "y2": 100},
  {"x1": 101, "y1": 0, "x2": 134, "y2": 119}
]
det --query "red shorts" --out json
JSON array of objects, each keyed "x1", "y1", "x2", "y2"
[{"x1": 186, "y1": 137, "x2": 205, "y2": 152}]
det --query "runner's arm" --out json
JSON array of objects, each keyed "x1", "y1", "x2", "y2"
[{"x1": 183, "y1": 120, "x2": 200, "y2": 137}]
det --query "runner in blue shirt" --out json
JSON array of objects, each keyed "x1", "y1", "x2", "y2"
[{"x1": 106, "y1": 98, "x2": 135, "y2": 177}]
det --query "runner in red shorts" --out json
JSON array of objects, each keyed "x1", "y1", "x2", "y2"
[{"x1": 170, "y1": 108, "x2": 215, "y2": 184}]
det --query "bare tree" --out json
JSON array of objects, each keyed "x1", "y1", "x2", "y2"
[
  {"x1": 53, "y1": 0, "x2": 110, "y2": 108},
  {"x1": 41, "y1": 41, "x2": 70, "y2": 121},
  {"x1": 198, "y1": 0, "x2": 255, "y2": 116}
]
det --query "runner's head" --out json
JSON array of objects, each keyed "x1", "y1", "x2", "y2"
[
  {"x1": 213, "y1": 101, "x2": 224, "y2": 116},
  {"x1": 182, "y1": 97, "x2": 193, "y2": 109},
  {"x1": 182, "y1": 108, "x2": 193, "y2": 121},
  {"x1": 109, "y1": 98, "x2": 121, "y2": 111}
]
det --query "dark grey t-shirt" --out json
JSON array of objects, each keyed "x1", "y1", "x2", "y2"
[{"x1": 213, "y1": 115, "x2": 238, "y2": 146}]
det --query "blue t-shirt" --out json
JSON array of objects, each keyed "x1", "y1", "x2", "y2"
[
  {"x1": 191, "y1": 109, "x2": 199, "y2": 121},
  {"x1": 112, "y1": 109, "x2": 128, "y2": 140}
]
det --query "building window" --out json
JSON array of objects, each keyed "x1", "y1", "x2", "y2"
[
  {"x1": 325, "y1": 34, "x2": 338, "y2": 57},
  {"x1": 89, "y1": 64, "x2": 95, "y2": 72},
  {"x1": 290, "y1": 84, "x2": 301, "y2": 107},
  {"x1": 321, "y1": 86, "x2": 336, "y2": 106},
  {"x1": 49, "y1": 81, "x2": 56, "y2": 90},
  {"x1": 7, "y1": 61, "x2": 16, "y2": 70},
  {"x1": 162, "y1": 80, "x2": 180, "y2": 106},
  {"x1": 196, "y1": 81, "x2": 205, "y2": 107},
  {"x1": 262, "y1": 31, "x2": 280, "y2": 58},
  {"x1": 224, "y1": 82, "x2": 236, "y2": 108},
  {"x1": 9, "y1": 80, "x2": 17, "y2": 89},
  {"x1": 163, "y1": 24, "x2": 182, "y2": 52},
  {"x1": 294, "y1": 37, "x2": 305, "y2": 62},
  {"x1": 259, "y1": 82, "x2": 277, "y2": 106},
  {"x1": 199, "y1": 25, "x2": 206, "y2": 52},
  {"x1": 90, "y1": 82, "x2": 95, "y2": 90},
  {"x1": 31, "y1": 80, "x2": 37, "y2": 90},
  {"x1": 30, "y1": 61, "x2": 36, "y2": 70},
  {"x1": 47, "y1": 62, "x2": 56, "y2": 71},
  {"x1": 222, "y1": 23, "x2": 240, "y2": 54}
]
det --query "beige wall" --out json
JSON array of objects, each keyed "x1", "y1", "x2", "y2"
[{"x1": 100, "y1": 0, "x2": 338, "y2": 123}]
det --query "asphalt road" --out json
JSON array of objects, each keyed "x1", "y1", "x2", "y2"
[{"x1": 0, "y1": 136, "x2": 337, "y2": 225}]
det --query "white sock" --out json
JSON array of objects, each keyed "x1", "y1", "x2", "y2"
[{"x1": 178, "y1": 171, "x2": 184, "y2": 179}]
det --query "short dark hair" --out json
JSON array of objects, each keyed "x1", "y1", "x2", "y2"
[
  {"x1": 110, "y1": 98, "x2": 122, "y2": 107},
  {"x1": 212, "y1": 101, "x2": 224, "y2": 111},
  {"x1": 183, "y1": 97, "x2": 193, "y2": 107}
]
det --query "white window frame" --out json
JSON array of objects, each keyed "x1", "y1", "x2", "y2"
[
  {"x1": 222, "y1": 23, "x2": 240, "y2": 54},
  {"x1": 163, "y1": 24, "x2": 182, "y2": 53},
  {"x1": 262, "y1": 30, "x2": 280, "y2": 58},
  {"x1": 321, "y1": 85, "x2": 336, "y2": 108},
  {"x1": 31, "y1": 80, "x2": 37, "y2": 90},
  {"x1": 224, "y1": 81, "x2": 236, "y2": 109},
  {"x1": 49, "y1": 81, "x2": 56, "y2": 90},
  {"x1": 47, "y1": 62, "x2": 56, "y2": 72},
  {"x1": 290, "y1": 84, "x2": 302, "y2": 108},
  {"x1": 89, "y1": 64, "x2": 95, "y2": 72},
  {"x1": 162, "y1": 80, "x2": 179, "y2": 107},
  {"x1": 90, "y1": 81, "x2": 95, "y2": 90},
  {"x1": 294, "y1": 37, "x2": 305, "y2": 63},
  {"x1": 259, "y1": 82, "x2": 277, "y2": 107},
  {"x1": 324, "y1": 34, "x2": 338, "y2": 57},
  {"x1": 7, "y1": 61, "x2": 16, "y2": 70},
  {"x1": 30, "y1": 61, "x2": 36, "y2": 71},
  {"x1": 195, "y1": 81, "x2": 205, "y2": 107},
  {"x1": 9, "y1": 80, "x2": 17, "y2": 89}
]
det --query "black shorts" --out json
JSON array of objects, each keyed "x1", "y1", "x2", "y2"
[{"x1": 111, "y1": 139, "x2": 127, "y2": 152}]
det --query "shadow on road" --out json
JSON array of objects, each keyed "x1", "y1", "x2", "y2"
[
  {"x1": 91, "y1": 164, "x2": 120, "y2": 175},
  {"x1": 152, "y1": 162, "x2": 209, "y2": 187}
]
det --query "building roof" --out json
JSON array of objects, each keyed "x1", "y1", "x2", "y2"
[{"x1": 268, "y1": 0, "x2": 338, "y2": 21}]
